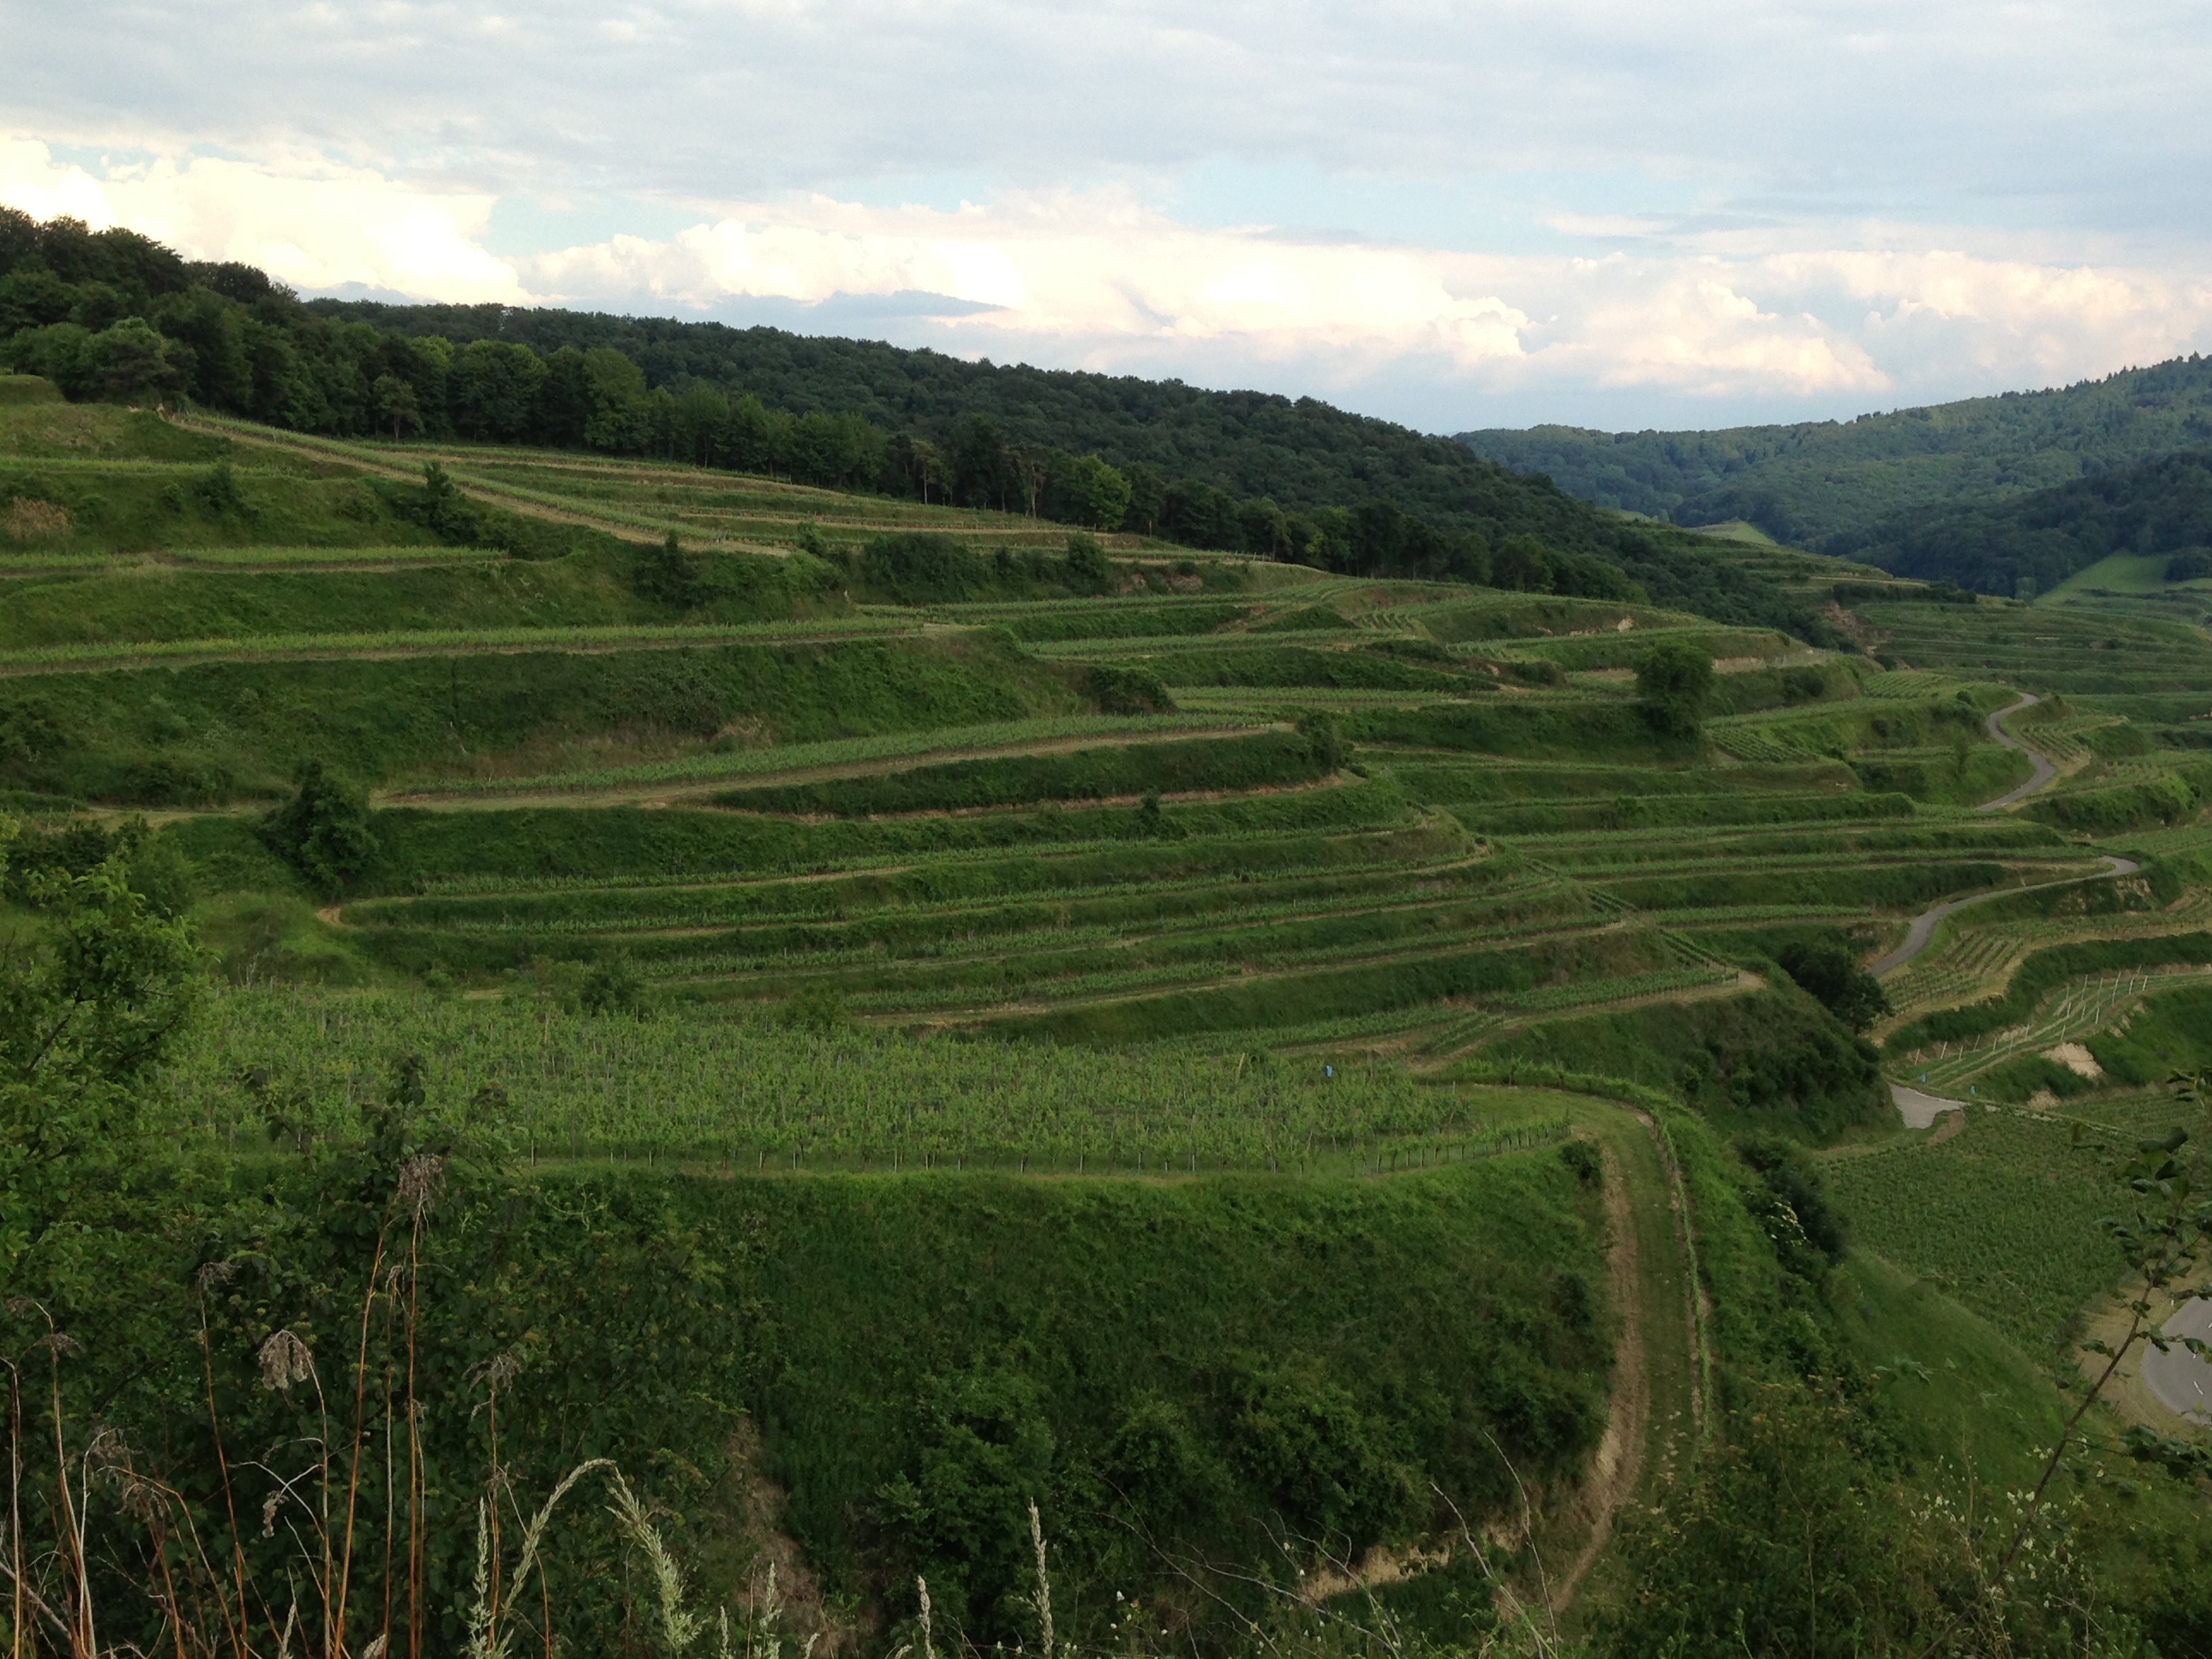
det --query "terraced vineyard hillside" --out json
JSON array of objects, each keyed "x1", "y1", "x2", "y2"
[
  {"x1": 7, "y1": 371, "x2": 2212, "y2": 1652},
  {"x1": 8, "y1": 380, "x2": 2210, "y2": 1134}
]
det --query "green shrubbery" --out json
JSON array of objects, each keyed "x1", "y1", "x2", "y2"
[
  {"x1": 842, "y1": 531, "x2": 1121, "y2": 605},
  {"x1": 1349, "y1": 699, "x2": 1676, "y2": 762},
  {"x1": 1000, "y1": 924, "x2": 1673, "y2": 1044},
  {"x1": 0, "y1": 540, "x2": 741, "y2": 650},
  {"x1": 313, "y1": 781, "x2": 1414, "y2": 896},
  {"x1": 1946, "y1": 855, "x2": 2182, "y2": 926},
  {"x1": 2084, "y1": 720, "x2": 2156, "y2": 758},
  {"x1": 1593, "y1": 859, "x2": 2010, "y2": 913},
  {"x1": 710, "y1": 731, "x2": 1331, "y2": 817},
  {"x1": 1708, "y1": 661, "x2": 1842, "y2": 715},
  {"x1": 56, "y1": 1156, "x2": 1607, "y2": 1654},
  {"x1": 1414, "y1": 594, "x2": 1673, "y2": 643},
  {"x1": 1001, "y1": 602, "x2": 1247, "y2": 641},
  {"x1": 1079, "y1": 661, "x2": 1173, "y2": 713},
  {"x1": 1737, "y1": 1133, "x2": 1850, "y2": 1262},
  {"x1": 1393, "y1": 757, "x2": 1853, "y2": 804},
  {"x1": 1774, "y1": 934, "x2": 1890, "y2": 1031},
  {"x1": 0, "y1": 811, "x2": 195, "y2": 916},
  {"x1": 1851, "y1": 745, "x2": 2033, "y2": 806},
  {"x1": 1128, "y1": 642, "x2": 1481, "y2": 691},
  {"x1": 1448, "y1": 790, "x2": 1914, "y2": 836},
  {"x1": 1479, "y1": 986, "x2": 1887, "y2": 1141},
  {"x1": 0, "y1": 370, "x2": 62, "y2": 403},
  {"x1": 749, "y1": 1164, "x2": 1608, "y2": 1639},
  {"x1": 0, "y1": 632, "x2": 1089, "y2": 802},
  {"x1": 2028, "y1": 762, "x2": 2212, "y2": 831},
  {"x1": 257, "y1": 760, "x2": 379, "y2": 895},
  {"x1": 0, "y1": 457, "x2": 438, "y2": 554}
]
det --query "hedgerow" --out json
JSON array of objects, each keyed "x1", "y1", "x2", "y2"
[
  {"x1": 1348, "y1": 699, "x2": 1678, "y2": 762},
  {"x1": 708, "y1": 731, "x2": 1332, "y2": 816},
  {"x1": 0, "y1": 632, "x2": 1091, "y2": 802}
]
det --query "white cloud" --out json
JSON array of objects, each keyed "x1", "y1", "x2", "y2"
[
  {"x1": 5, "y1": 138, "x2": 2209, "y2": 429},
  {"x1": 516, "y1": 192, "x2": 2209, "y2": 409},
  {"x1": 523, "y1": 190, "x2": 1535, "y2": 371},
  {"x1": 5, "y1": 0, "x2": 2211, "y2": 426},
  {"x1": 0, "y1": 138, "x2": 526, "y2": 303},
  {"x1": 1516, "y1": 264, "x2": 1889, "y2": 398}
]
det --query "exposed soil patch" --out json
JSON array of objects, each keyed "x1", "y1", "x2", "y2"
[
  {"x1": 710, "y1": 1416, "x2": 858, "y2": 1652},
  {"x1": 2, "y1": 498, "x2": 72, "y2": 539},
  {"x1": 2043, "y1": 1041, "x2": 2104, "y2": 1080},
  {"x1": 1822, "y1": 599, "x2": 1883, "y2": 651},
  {"x1": 1553, "y1": 1133, "x2": 1650, "y2": 1609}
]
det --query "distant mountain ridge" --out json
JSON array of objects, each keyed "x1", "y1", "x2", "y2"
[{"x1": 1458, "y1": 354, "x2": 2212, "y2": 550}]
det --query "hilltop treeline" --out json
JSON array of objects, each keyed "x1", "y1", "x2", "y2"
[
  {"x1": 1460, "y1": 353, "x2": 2212, "y2": 549},
  {"x1": 0, "y1": 207, "x2": 1843, "y2": 638}
]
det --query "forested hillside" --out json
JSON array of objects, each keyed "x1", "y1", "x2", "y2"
[
  {"x1": 0, "y1": 207, "x2": 1840, "y2": 640},
  {"x1": 1835, "y1": 446, "x2": 2212, "y2": 596},
  {"x1": 1460, "y1": 354, "x2": 2212, "y2": 548}
]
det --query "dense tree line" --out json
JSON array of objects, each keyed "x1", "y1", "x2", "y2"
[
  {"x1": 1837, "y1": 447, "x2": 2212, "y2": 596},
  {"x1": 0, "y1": 209, "x2": 1840, "y2": 636},
  {"x1": 1461, "y1": 354, "x2": 2212, "y2": 547}
]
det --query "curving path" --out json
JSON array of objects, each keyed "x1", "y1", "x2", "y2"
[
  {"x1": 1867, "y1": 695, "x2": 2125, "y2": 979},
  {"x1": 1867, "y1": 854, "x2": 2138, "y2": 979},
  {"x1": 2144, "y1": 1297, "x2": 2212, "y2": 1422},
  {"x1": 1875, "y1": 693, "x2": 2139, "y2": 1130},
  {"x1": 1974, "y1": 692, "x2": 2059, "y2": 812}
]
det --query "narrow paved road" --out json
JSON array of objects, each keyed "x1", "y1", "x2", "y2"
[
  {"x1": 2144, "y1": 1298, "x2": 2212, "y2": 1422},
  {"x1": 1867, "y1": 855, "x2": 2139, "y2": 978},
  {"x1": 1975, "y1": 692, "x2": 2058, "y2": 812},
  {"x1": 1867, "y1": 693, "x2": 2124, "y2": 979},
  {"x1": 1875, "y1": 692, "x2": 2135, "y2": 1127},
  {"x1": 1887, "y1": 1084, "x2": 1970, "y2": 1129}
]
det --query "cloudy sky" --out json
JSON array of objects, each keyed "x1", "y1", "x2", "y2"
[{"x1": 4, "y1": 1, "x2": 2209, "y2": 432}]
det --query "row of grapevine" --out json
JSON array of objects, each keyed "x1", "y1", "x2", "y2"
[{"x1": 162, "y1": 989, "x2": 1570, "y2": 1169}]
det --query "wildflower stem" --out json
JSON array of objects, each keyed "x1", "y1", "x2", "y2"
[
  {"x1": 194, "y1": 1294, "x2": 255, "y2": 1659},
  {"x1": 332, "y1": 1216, "x2": 393, "y2": 1659}
]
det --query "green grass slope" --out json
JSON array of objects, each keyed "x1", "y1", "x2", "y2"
[
  {"x1": 0, "y1": 631, "x2": 1093, "y2": 803},
  {"x1": 47, "y1": 1130, "x2": 1616, "y2": 1656}
]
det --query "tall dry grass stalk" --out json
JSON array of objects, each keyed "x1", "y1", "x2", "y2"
[
  {"x1": 9, "y1": 1229, "x2": 779, "y2": 1659},
  {"x1": 607, "y1": 1471, "x2": 706, "y2": 1654},
  {"x1": 732, "y1": 1561, "x2": 815, "y2": 1659},
  {"x1": 1027, "y1": 1500, "x2": 1054, "y2": 1659}
]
